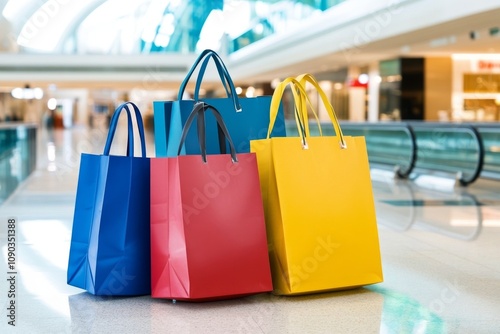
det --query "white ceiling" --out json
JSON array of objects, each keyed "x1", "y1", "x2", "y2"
[{"x1": 0, "y1": 0, "x2": 499, "y2": 91}]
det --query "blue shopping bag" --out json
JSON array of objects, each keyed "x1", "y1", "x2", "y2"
[
  {"x1": 67, "y1": 102, "x2": 151, "y2": 296},
  {"x1": 153, "y1": 49, "x2": 286, "y2": 157}
]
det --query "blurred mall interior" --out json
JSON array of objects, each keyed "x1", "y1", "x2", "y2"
[{"x1": 1, "y1": 0, "x2": 500, "y2": 333}]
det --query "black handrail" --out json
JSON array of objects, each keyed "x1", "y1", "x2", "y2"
[
  {"x1": 463, "y1": 125, "x2": 485, "y2": 186},
  {"x1": 396, "y1": 125, "x2": 417, "y2": 179},
  {"x1": 388, "y1": 123, "x2": 418, "y2": 179},
  {"x1": 470, "y1": 123, "x2": 500, "y2": 181},
  {"x1": 408, "y1": 122, "x2": 485, "y2": 186}
]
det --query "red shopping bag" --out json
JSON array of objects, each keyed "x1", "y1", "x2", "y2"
[{"x1": 150, "y1": 102, "x2": 272, "y2": 301}]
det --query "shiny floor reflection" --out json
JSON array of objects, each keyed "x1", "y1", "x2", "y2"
[{"x1": 1, "y1": 127, "x2": 499, "y2": 333}]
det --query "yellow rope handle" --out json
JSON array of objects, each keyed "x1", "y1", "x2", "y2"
[
  {"x1": 296, "y1": 73, "x2": 347, "y2": 149},
  {"x1": 293, "y1": 77, "x2": 322, "y2": 138},
  {"x1": 268, "y1": 77, "x2": 316, "y2": 148},
  {"x1": 268, "y1": 77, "x2": 300, "y2": 138}
]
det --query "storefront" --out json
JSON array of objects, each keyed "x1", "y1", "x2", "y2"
[{"x1": 452, "y1": 54, "x2": 500, "y2": 122}]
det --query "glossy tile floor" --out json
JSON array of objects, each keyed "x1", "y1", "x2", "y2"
[{"x1": 1, "y1": 125, "x2": 500, "y2": 334}]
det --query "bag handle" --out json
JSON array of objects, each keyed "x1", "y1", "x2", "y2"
[
  {"x1": 194, "y1": 53, "x2": 231, "y2": 100},
  {"x1": 295, "y1": 73, "x2": 347, "y2": 149},
  {"x1": 177, "y1": 49, "x2": 222, "y2": 99},
  {"x1": 182, "y1": 52, "x2": 229, "y2": 155},
  {"x1": 267, "y1": 77, "x2": 310, "y2": 148},
  {"x1": 268, "y1": 75, "x2": 347, "y2": 149},
  {"x1": 103, "y1": 102, "x2": 147, "y2": 157},
  {"x1": 177, "y1": 102, "x2": 237, "y2": 163},
  {"x1": 195, "y1": 53, "x2": 230, "y2": 154},
  {"x1": 177, "y1": 49, "x2": 242, "y2": 112},
  {"x1": 270, "y1": 77, "x2": 321, "y2": 137},
  {"x1": 293, "y1": 76, "x2": 323, "y2": 138},
  {"x1": 106, "y1": 104, "x2": 134, "y2": 156}
]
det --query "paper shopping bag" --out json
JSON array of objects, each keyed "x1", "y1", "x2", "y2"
[
  {"x1": 250, "y1": 75, "x2": 383, "y2": 295},
  {"x1": 67, "y1": 102, "x2": 151, "y2": 296},
  {"x1": 151, "y1": 102, "x2": 273, "y2": 301},
  {"x1": 153, "y1": 49, "x2": 286, "y2": 156}
]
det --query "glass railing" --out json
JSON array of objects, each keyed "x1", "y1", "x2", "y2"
[
  {"x1": 409, "y1": 123, "x2": 484, "y2": 186},
  {"x1": 285, "y1": 121, "x2": 498, "y2": 186},
  {"x1": 0, "y1": 123, "x2": 37, "y2": 205}
]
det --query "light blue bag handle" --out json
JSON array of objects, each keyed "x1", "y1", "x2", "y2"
[
  {"x1": 103, "y1": 102, "x2": 147, "y2": 158},
  {"x1": 177, "y1": 49, "x2": 230, "y2": 98},
  {"x1": 177, "y1": 49, "x2": 242, "y2": 112},
  {"x1": 194, "y1": 54, "x2": 231, "y2": 100}
]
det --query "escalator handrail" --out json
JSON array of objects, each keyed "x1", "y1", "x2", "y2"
[
  {"x1": 340, "y1": 122, "x2": 417, "y2": 178},
  {"x1": 407, "y1": 122, "x2": 485, "y2": 186}
]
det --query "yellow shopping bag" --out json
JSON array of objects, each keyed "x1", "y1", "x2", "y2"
[{"x1": 250, "y1": 74, "x2": 383, "y2": 295}]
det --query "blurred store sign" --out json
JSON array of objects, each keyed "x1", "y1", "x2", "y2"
[{"x1": 478, "y1": 60, "x2": 500, "y2": 71}]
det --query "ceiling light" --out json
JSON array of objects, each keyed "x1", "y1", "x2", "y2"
[
  {"x1": 11, "y1": 86, "x2": 44, "y2": 100},
  {"x1": 47, "y1": 98, "x2": 57, "y2": 110},
  {"x1": 245, "y1": 86, "x2": 255, "y2": 97},
  {"x1": 358, "y1": 74, "x2": 369, "y2": 84}
]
